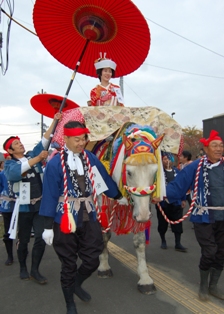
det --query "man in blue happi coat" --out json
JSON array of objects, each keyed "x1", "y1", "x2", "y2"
[
  {"x1": 40, "y1": 120, "x2": 127, "y2": 314},
  {"x1": 153, "y1": 130, "x2": 224, "y2": 301},
  {"x1": 3, "y1": 113, "x2": 61, "y2": 284},
  {"x1": 0, "y1": 153, "x2": 15, "y2": 265}
]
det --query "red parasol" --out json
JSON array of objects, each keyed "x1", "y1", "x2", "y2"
[
  {"x1": 33, "y1": 0, "x2": 150, "y2": 78},
  {"x1": 30, "y1": 94, "x2": 80, "y2": 118},
  {"x1": 33, "y1": 0, "x2": 150, "y2": 149}
]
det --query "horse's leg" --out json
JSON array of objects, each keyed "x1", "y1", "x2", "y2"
[
  {"x1": 133, "y1": 232, "x2": 156, "y2": 294},
  {"x1": 98, "y1": 231, "x2": 113, "y2": 278}
]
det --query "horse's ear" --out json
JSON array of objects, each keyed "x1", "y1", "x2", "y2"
[
  {"x1": 152, "y1": 133, "x2": 165, "y2": 150},
  {"x1": 122, "y1": 134, "x2": 134, "y2": 151}
]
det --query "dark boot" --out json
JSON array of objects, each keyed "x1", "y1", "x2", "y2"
[
  {"x1": 4, "y1": 240, "x2": 14, "y2": 266},
  {"x1": 17, "y1": 248, "x2": 30, "y2": 280},
  {"x1": 159, "y1": 233, "x2": 167, "y2": 249},
  {"x1": 174, "y1": 233, "x2": 187, "y2": 252},
  {"x1": 62, "y1": 285, "x2": 78, "y2": 314},
  {"x1": 74, "y1": 272, "x2": 91, "y2": 302},
  {"x1": 199, "y1": 269, "x2": 210, "y2": 301},
  {"x1": 209, "y1": 268, "x2": 224, "y2": 300},
  {"x1": 19, "y1": 262, "x2": 30, "y2": 280},
  {"x1": 30, "y1": 249, "x2": 47, "y2": 284}
]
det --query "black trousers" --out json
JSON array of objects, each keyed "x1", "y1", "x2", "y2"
[
  {"x1": 53, "y1": 221, "x2": 104, "y2": 288},
  {"x1": 17, "y1": 212, "x2": 45, "y2": 261},
  {"x1": 156, "y1": 203, "x2": 183, "y2": 235},
  {"x1": 2, "y1": 212, "x2": 13, "y2": 243},
  {"x1": 186, "y1": 194, "x2": 192, "y2": 207},
  {"x1": 194, "y1": 221, "x2": 224, "y2": 271}
]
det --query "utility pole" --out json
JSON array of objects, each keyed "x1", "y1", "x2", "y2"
[
  {"x1": 37, "y1": 89, "x2": 46, "y2": 137},
  {"x1": 119, "y1": 76, "x2": 124, "y2": 96}
]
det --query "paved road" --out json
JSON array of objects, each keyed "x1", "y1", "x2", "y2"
[{"x1": 0, "y1": 206, "x2": 224, "y2": 314}]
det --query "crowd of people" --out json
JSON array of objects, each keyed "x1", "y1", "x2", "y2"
[{"x1": 1, "y1": 56, "x2": 224, "y2": 313}]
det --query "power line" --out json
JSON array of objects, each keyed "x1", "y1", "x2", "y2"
[
  {"x1": 144, "y1": 63, "x2": 224, "y2": 80},
  {"x1": 145, "y1": 17, "x2": 224, "y2": 58},
  {"x1": 124, "y1": 81, "x2": 149, "y2": 107},
  {"x1": 0, "y1": 131, "x2": 40, "y2": 136},
  {"x1": 1, "y1": 3, "x2": 223, "y2": 90},
  {"x1": 1, "y1": 6, "x2": 223, "y2": 65},
  {"x1": 2, "y1": 6, "x2": 223, "y2": 59},
  {"x1": 0, "y1": 123, "x2": 39, "y2": 126},
  {"x1": 75, "y1": 77, "x2": 89, "y2": 99}
]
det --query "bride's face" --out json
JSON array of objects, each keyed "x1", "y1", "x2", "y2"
[{"x1": 101, "y1": 68, "x2": 112, "y2": 83}]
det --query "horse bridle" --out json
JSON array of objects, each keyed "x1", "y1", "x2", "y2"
[{"x1": 122, "y1": 163, "x2": 156, "y2": 197}]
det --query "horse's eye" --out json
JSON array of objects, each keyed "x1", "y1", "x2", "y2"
[{"x1": 127, "y1": 170, "x2": 132, "y2": 177}]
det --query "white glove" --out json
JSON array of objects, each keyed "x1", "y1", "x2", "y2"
[
  {"x1": 117, "y1": 196, "x2": 129, "y2": 206},
  {"x1": 42, "y1": 229, "x2": 54, "y2": 246}
]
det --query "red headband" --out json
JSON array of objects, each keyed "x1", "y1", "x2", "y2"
[
  {"x1": 64, "y1": 127, "x2": 90, "y2": 137},
  {"x1": 3, "y1": 153, "x2": 10, "y2": 159},
  {"x1": 4, "y1": 136, "x2": 20, "y2": 152},
  {"x1": 200, "y1": 130, "x2": 222, "y2": 147}
]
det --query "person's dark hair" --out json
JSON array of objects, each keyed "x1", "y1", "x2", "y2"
[
  {"x1": 64, "y1": 121, "x2": 88, "y2": 140},
  {"x1": 49, "y1": 98, "x2": 68, "y2": 110},
  {"x1": 181, "y1": 150, "x2": 192, "y2": 161},
  {"x1": 3, "y1": 136, "x2": 16, "y2": 151},
  {"x1": 96, "y1": 68, "x2": 115, "y2": 81}
]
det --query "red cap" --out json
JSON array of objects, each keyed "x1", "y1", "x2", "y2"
[{"x1": 200, "y1": 130, "x2": 222, "y2": 147}]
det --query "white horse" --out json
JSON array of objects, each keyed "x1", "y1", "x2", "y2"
[{"x1": 95, "y1": 123, "x2": 165, "y2": 294}]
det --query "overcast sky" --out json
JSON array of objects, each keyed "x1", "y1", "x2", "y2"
[{"x1": 0, "y1": 0, "x2": 224, "y2": 151}]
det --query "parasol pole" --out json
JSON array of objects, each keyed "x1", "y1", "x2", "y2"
[{"x1": 45, "y1": 39, "x2": 90, "y2": 150}]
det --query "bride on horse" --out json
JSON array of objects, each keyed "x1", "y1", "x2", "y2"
[{"x1": 88, "y1": 53, "x2": 124, "y2": 107}]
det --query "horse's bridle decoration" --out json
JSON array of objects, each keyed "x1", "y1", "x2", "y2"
[
  {"x1": 121, "y1": 129, "x2": 164, "y2": 198},
  {"x1": 122, "y1": 162, "x2": 157, "y2": 197},
  {"x1": 124, "y1": 184, "x2": 156, "y2": 196}
]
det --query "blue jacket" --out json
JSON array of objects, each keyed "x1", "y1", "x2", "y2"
[
  {"x1": 4, "y1": 141, "x2": 44, "y2": 212},
  {"x1": 0, "y1": 171, "x2": 15, "y2": 213},
  {"x1": 160, "y1": 166, "x2": 185, "y2": 207},
  {"x1": 39, "y1": 150, "x2": 121, "y2": 225},
  {"x1": 166, "y1": 159, "x2": 224, "y2": 223}
]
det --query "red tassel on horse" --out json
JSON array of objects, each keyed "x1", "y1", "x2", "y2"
[{"x1": 99, "y1": 205, "x2": 109, "y2": 228}]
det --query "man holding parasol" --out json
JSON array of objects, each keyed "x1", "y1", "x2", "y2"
[{"x1": 3, "y1": 113, "x2": 61, "y2": 284}]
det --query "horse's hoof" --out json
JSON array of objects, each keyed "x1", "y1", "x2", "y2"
[
  {"x1": 137, "y1": 284, "x2": 157, "y2": 295},
  {"x1": 97, "y1": 269, "x2": 113, "y2": 278}
]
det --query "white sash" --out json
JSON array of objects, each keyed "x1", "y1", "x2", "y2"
[{"x1": 8, "y1": 198, "x2": 20, "y2": 240}]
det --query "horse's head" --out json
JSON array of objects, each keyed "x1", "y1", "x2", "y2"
[{"x1": 112, "y1": 124, "x2": 164, "y2": 223}]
